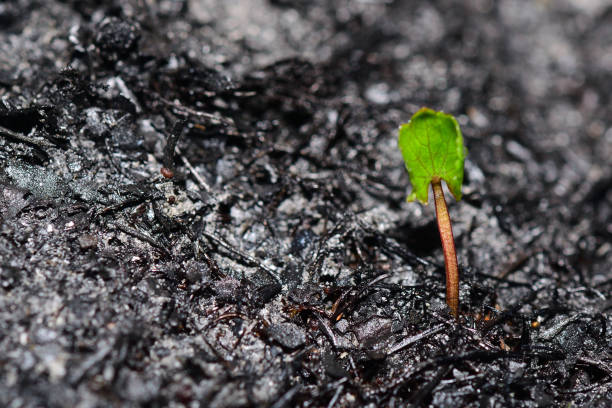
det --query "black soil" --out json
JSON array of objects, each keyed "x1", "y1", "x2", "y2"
[{"x1": 0, "y1": 1, "x2": 610, "y2": 407}]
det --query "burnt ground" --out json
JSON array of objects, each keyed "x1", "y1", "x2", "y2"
[{"x1": 0, "y1": 0, "x2": 611, "y2": 407}]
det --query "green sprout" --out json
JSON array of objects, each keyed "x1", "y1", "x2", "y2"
[{"x1": 398, "y1": 108, "x2": 466, "y2": 319}]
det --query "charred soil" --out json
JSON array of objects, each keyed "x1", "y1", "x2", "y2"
[{"x1": 0, "y1": 1, "x2": 610, "y2": 407}]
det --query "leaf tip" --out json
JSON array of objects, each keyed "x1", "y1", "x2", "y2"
[{"x1": 406, "y1": 189, "x2": 429, "y2": 204}]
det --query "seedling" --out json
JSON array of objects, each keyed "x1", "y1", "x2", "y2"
[{"x1": 398, "y1": 108, "x2": 466, "y2": 319}]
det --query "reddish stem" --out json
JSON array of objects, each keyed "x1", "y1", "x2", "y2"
[{"x1": 432, "y1": 180, "x2": 459, "y2": 319}]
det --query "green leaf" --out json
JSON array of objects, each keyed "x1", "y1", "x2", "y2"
[{"x1": 398, "y1": 107, "x2": 466, "y2": 203}]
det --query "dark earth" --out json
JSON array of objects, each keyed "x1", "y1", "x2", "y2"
[{"x1": 1, "y1": 0, "x2": 611, "y2": 407}]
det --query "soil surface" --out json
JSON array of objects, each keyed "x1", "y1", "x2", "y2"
[{"x1": 1, "y1": 1, "x2": 611, "y2": 407}]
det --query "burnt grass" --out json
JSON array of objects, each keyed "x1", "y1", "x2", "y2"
[{"x1": 0, "y1": 1, "x2": 611, "y2": 407}]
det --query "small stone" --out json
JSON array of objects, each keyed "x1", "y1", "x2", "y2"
[
  {"x1": 268, "y1": 322, "x2": 306, "y2": 349},
  {"x1": 78, "y1": 233, "x2": 97, "y2": 250}
]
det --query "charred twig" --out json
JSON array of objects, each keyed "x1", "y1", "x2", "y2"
[
  {"x1": 566, "y1": 286, "x2": 607, "y2": 301},
  {"x1": 307, "y1": 221, "x2": 350, "y2": 278},
  {"x1": 0, "y1": 124, "x2": 55, "y2": 148},
  {"x1": 233, "y1": 320, "x2": 258, "y2": 350},
  {"x1": 315, "y1": 314, "x2": 339, "y2": 348},
  {"x1": 287, "y1": 304, "x2": 331, "y2": 320},
  {"x1": 409, "y1": 365, "x2": 452, "y2": 406},
  {"x1": 203, "y1": 249, "x2": 224, "y2": 278},
  {"x1": 326, "y1": 383, "x2": 345, "y2": 408},
  {"x1": 112, "y1": 222, "x2": 171, "y2": 257},
  {"x1": 537, "y1": 314, "x2": 581, "y2": 341},
  {"x1": 95, "y1": 197, "x2": 150, "y2": 217},
  {"x1": 68, "y1": 338, "x2": 115, "y2": 385},
  {"x1": 177, "y1": 147, "x2": 211, "y2": 192},
  {"x1": 214, "y1": 312, "x2": 249, "y2": 323},
  {"x1": 386, "y1": 324, "x2": 446, "y2": 355},
  {"x1": 270, "y1": 384, "x2": 302, "y2": 408},
  {"x1": 557, "y1": 382, "x2": 612, "y2": 395},
  {"x1": 103, "y1": 138, "x2": 131, "y2": 178},
  {"x1": 201, "y1": 336, "x2": 232, "y2": 370},
  {"x1": 346, "y1": 168, "x2": 406, "y2": 202},
  {"x1": 376, "y1": 348, "x2": 565, "y2": 399},
  {"x1": 157, "y1": 95, "x2": 236, "y2": 128},
  {"x1": 576, "y1": 356, "x2": 612, "y2": 377},
  {"x1": 438, "y1": 348, "x2": 565, "y2": 365},
  {"x1": 460, "y1": 325, "x2": 497, "y2": 351},
  {"x1": 191, "y1": 223, "x2": 224, "y2": 278},
  {"x1": 474, "y1": 271, "x2": 533, "y2": 287},
  {"x1": 331, "y1": 273, "x2": 390, "y2": 321},
  {"x1": 112, "y1": 76, "x2": 142, "y2": 113},
  {"x1": 202, "y1": 230, "x2": 280, "y2": 283},
  {"x1": 162, "y1": 119, "x2": 185, "y2": 176}
]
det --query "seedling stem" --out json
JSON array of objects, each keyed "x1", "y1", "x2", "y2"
[{"x1": 431, "y1": 180, "x2": 459, "y2": 318}]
